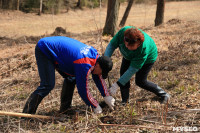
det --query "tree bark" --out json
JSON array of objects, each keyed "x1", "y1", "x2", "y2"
[
  {"x1": 0, "y1": 0, "x2": 2, "y2": 9},
  {"x1": 77, "y1": 0, "x2": 81, "y2": 8},
  {"x1": 54, "y1": 0, "x2": 62, "y2": 14},
  {"x1": 1, "y1": 0, "x2": 8, "y2": 9},
  {"x1": 155, "y1": 0, "x2": 165, "y2": 26},
  {"x1": 17, "y1": 0, "x2": 19, "y2": 10},
  {"x1": 103, "y1": 0, "x2": 120, "y2": 37},
  {"x1": 39, "y1": 0, "x2": 43, "y2": 15},
  {"x1": 119, "y1": 0, "x2": 134, "y2": 27}
]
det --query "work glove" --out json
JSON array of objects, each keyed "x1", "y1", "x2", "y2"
[
  {"x1": 94, "y1": 104, "x2": 102, "y2": 114},
  {"x1": 109, "y1": 82, "x2": 119, "y2": 96},
  {"x1": 104, "y1": 96, "x2": 115, "y2": 110}
]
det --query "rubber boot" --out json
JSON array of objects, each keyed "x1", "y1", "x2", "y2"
[
  {"x1": 120, "y1": 87, "x2": 130, "y2": 106},
  {"x1": 59, "y1": 78, "x2": 76, "y2": 114},
  {"x1": 154, "y1": 86, "x2": 170, "y2": 104},
  {"x1": 22, "y1": 93, "x2": 43, "y2": 114}
]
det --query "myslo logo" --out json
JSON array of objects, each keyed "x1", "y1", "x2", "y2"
[
  {"x1": 172, "y1": 126, "x2": 198, "y2": 132},
  {"x1": 80, "y1": 46, "x2": 91, "y2": 55}
]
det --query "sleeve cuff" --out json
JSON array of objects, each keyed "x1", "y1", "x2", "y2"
[{"x1": 116, "y1": 81, "x2": 124, "y2": 87}]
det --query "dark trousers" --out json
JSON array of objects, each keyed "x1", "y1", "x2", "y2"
[
  {"x1": 23, "y1": 45, "x2": 76, "y2": 114},
  {"x1": 34, "y1": 45, "x2": 75, "y2": 99},
  {"x1": 34, "y1": 45, "x2": 56, "y2": 97},
  {"x1": 120, "y1": 57, "x2": 158, "y2": 102}
]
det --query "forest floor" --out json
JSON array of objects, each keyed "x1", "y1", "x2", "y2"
[{"x1": 0, "y1": 1, "x2": 200, "y2": 132}]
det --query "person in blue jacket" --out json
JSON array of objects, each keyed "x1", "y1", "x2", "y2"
[{"x1": 22, "y1": 36, "x2": 115, "y2": 115}]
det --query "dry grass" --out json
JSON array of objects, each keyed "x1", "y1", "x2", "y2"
[{"x1": 0, "y1": 1, "x2": 200, "y2": 132}]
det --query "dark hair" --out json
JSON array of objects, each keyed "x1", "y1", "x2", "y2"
[
  {"x1": 124, "y1": 28, "x2": 144, "y2": 45},
  {"x1": 97, "y1": 56, "x2": 113, "y2": 79}
]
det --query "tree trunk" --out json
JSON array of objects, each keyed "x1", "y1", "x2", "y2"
[
  {"x1": 54, "y1": 0, "x2": 62, "y2": 14},
  {"x1": 1, "y1": 0, "x2": 18, "y2": 10},
  {"x1": 77, "y1": 0, "x2": 81, "y2": 8},
  {"x1": 155, "y1": 0, "x2": 165, "y2": 26},
  {"x1": 17, "y1": 0, "x2": 19, "y2": 10},
  {"x1": 0, "y1": 0, "x2": 2, "y2": 9},
  {"x1": 103, "y1": 0, "x2": 120, "y2": 37},
  {"x1": 119, "y1": 0, "x2": 134, "y2": 27},
  {"x1": 2, "y1": 0, "x2": 7, "y2": 9},
  {"x1": 9, "y1": 0, "x2": 16, "y2": 10},
  {"x1": 39, "y1": 0, "x2": 43, "y2": 15}
]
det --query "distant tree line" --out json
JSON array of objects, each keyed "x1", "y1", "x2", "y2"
[
  {"x1": 0, "y1": 0, "x2": 194, "y2": 36},
  {"x1": 0, "y1": 0, "x2": 110, "y2": 14},
  {"x1": 0, "y1": 0, "x2": 192, "y2": 14}
]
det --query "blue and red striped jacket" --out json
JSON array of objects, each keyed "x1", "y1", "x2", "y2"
[{"x1": 37, "y1": 36, "x2": 109, "y2": 108}]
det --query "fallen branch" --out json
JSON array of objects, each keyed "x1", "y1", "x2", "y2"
[
  {"x1": 164, "y1": 101, "x2": 169, "y2": 124},
  {"x1": 0, "y1": 111, "x2": 59, "y2": 120},
  {"x1": 99, "y1": 123, "x2": 172, "y2": 131},
  {"x1": 131, "y1": 118, "x2": 172, "y2": 126},
  {"x1": 168, "y1": 109, "x2": 200, "y2": 113}
]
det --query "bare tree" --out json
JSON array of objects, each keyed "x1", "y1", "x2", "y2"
[
  {"x1": 155, "y1": 0, "x2": 165, "y2": 26},
  {"x1": 38, "y1": 0, "x2": 43, "y2": 15},
  {"x1": 103, "y1": 0, "x2": 120, "y2": 37},
  {"x1": 1, "y1": 0, "x2": 9, "y2": 9},
  {"x1": 0, "y1": 0, "x2": 2, "y2": 9},
  {"x1": 76, "y1": 0, "x2": 81, "y2": 8},
  {"x1": 1, "y1": 0, "x2": 20, "y2": 10},
  {"x1": 119, "y1": 0, "x2": 134, "y2": 27},
  {"x1": 17, "y1": 0, "x2": 19, "y2": 10}
]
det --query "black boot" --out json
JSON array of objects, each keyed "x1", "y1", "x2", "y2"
[
  {"x1": 59, "y1": 78, "x2": 76, "y2": 114},
  {"x1": 22, "y1": 93, "x2": 43, "y2": 114},
  {"x1": 154, "y1": 86, "x2": 170, "y2": 104},
  {"x1": 120, "y1": 87, "x2": 130, "y2": 106}
]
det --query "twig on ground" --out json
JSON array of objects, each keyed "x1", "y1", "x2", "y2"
[
  {"x1": 24, "y1": 36, "x2": 30, "y2": 45},
  {"x1": 0, "y1": 111, "x2": 60, "y2": 121},
  {"x1": 164, "y1": 101, "x2": 169, "y2": 125},
  {"x1": 168, "y1": 109, "x2": 200, "y2": 113},
  {"x1": 85, "y1": 106, "x2": 88, "y2": 129},
  {"x1": 161, "y1": 104, "x2": 165, "y2": 124},
  {"x1": 132, "y1": 118, "x2": 172, "y2": 126}
]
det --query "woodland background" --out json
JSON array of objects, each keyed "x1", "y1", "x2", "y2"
[{"x1": 0, "y1": 0, "x2": 200, "y2": 132}]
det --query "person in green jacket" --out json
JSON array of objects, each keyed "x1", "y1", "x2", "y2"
[{"x1": 104, "y1": 26, "x2": 170, "y2": 105}]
